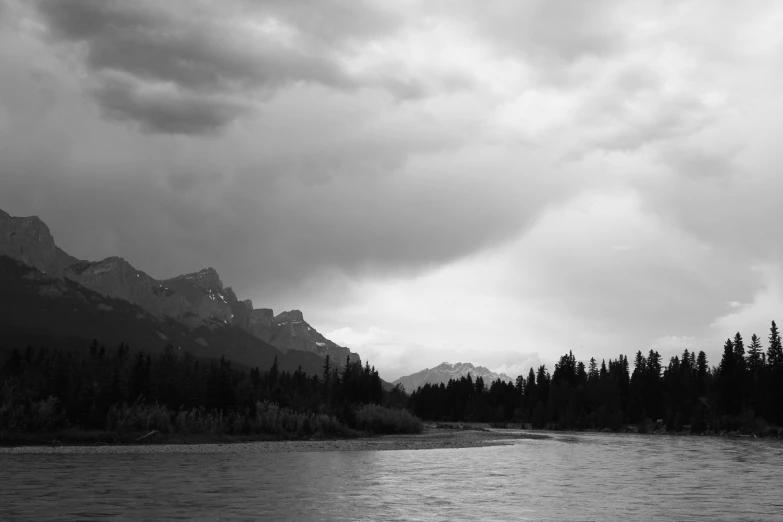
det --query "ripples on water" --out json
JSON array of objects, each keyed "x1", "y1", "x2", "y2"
[{"x1": 2, "y1": 432, "x2": 783, "y2": 521}]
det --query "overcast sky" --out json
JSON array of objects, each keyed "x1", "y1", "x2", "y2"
[{"x1": 2, "y1": 1, "x2": 783, "y2": 380}]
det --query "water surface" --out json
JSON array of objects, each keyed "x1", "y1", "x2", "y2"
[{"x1": 2, "y1": 431, "x2": 782, "y2": 521}]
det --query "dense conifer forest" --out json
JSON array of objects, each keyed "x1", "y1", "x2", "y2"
[
  {"x1": 4, "y1": 321, "x2": 783, "y2": 442},
  {"x1": 409, "y1": 321, "x2": 783, "y2": 435},
  {"x1": 0, "y1": 342, "x2": 418, "y2": 442}
]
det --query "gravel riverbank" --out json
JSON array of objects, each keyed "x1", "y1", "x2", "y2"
[{"x1": 0, "y1": 428, "x2": 547, "y2": 455}]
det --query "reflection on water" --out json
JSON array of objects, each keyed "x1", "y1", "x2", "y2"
[{"x1": 2, "y1": 432, "x2": 783, "y2": 521}]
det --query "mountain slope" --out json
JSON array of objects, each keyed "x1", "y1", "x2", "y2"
[
  {"x1": 0, "y1": 255, "x2": 328, "y2": 375},
  {"x1": 0, "y1": 208, "x2": 360, "y2": 368},
  {"x1": 394, "y1": 362, "x2": 513, "y2": 392},
  {"x1": 64, "y1": 257, "x2": 208, "y2": 327}
]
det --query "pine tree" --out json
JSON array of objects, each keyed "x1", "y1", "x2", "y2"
[
  {"x1": 524, "y1": 367, "x2": 538, "y2": 416},
  {"x1": 515, "y1": 375, "x2": 525, "y2": 404},
  {"x1": 632, "y1": 351, "x2": 646, "y2": 379},
  {"x1": 767, "y1": 321, "x2": 783, "y2": 425},
  {"x1": 588, "y1": 357, "x2": 599, "y2": 382},
  {"x1": 681, "y1": 349, "x2": 691, "y2": 372},
  {"x1": 646, "y1": 350, "x2": 662, "y2": 379},
  {"x1": 747, "y1": 334, "x2": 763, "y2": 370},
  {"x1": 536, "y1": 365, "x2": 550, "y2": 405},
  {"x1": 576, "y1": 361, "x2": 587, "y2": 385},
  {"x1": 696, "y1": 350, "x2": 709, "y2": 396},
  {"x1": 719, "y1": 338, "x2": 735, "y2": 376},
  {"x1": 733, "y1": 332, "x2": 746, "y2": 372},
  {"x1": 768, "y1": 321, "x2": 783, "y2": 369},
  {"x1": 719, "y1": 338, "x2": 739, "y2": 415}
]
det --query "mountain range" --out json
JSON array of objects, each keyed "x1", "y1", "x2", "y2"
[
  {"x1": 0, "y1": 209, "x2": 359, "y2": 374},
  {"x1": 393, "y1": 362, "x2": 513, "y2": 393}
]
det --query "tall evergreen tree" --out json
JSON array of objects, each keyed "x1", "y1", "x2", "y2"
[
  {"x1": 768, "y1": 321, "x2": 783, "y2": 369},
  {"x1": 719, "y1": 339, "x2": 734, "y2": 374},
  {"x1": 696, "y1": 350, "x2": 709, "y2": 396},
  {"x1": 588, "y1": 357, "x2": 599, "y2": 382},
  {"x1": 718, "y1": 338, "x2": 740, "y2": 415},
  {"x1": 475, "y1": 375, "x2": 485, "y2": 394},
  {"x1": 747, "y1": 334, "x2": 763, "y2": 370},
  {"x1": 733, "y1": 332, "x2": 746, "y2": 371},
  {"x1": 632, "y1": 351, "x2": 646, "y2": 379},
  {"x1": 646, "y1": 350, "x2": 662, "y2": 379},
  {"x1": 535, "y1": 365, "x2": 550, "y2": 405},
  {"x1": 576, "y1": 361, "x2": 587, "y2": 385}
]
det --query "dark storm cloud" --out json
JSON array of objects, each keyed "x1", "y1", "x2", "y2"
[
  {"x1": 38, "y1": 0, "x2": 355, "y2": 90},
  {"x1": 0, "y1": 26, "x2": 537, "y2": 297},
  {"x1": 221, "y1": 171, "x2": 537, "y2": 292},
  {"x1": 33, "y1": 0, "x2": 410, "y2": 134},
  {"x1": 93, "y1": 76, "x2": 248, "y2": 135}
]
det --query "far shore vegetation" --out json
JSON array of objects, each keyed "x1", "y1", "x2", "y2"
[
  {"x1": 0, "y1": 342, "x2": 420, "y2": 445},
  {"x1": 410, "y1": 321, "x2": 783, "y2": 438},
  {"x1": 4, "y1": 320, "x2": 783, "y2": 445}
]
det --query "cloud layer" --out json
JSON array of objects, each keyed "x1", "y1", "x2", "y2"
[{"x1": 2, "y1": 0, "x2": 783, "y2": 378}]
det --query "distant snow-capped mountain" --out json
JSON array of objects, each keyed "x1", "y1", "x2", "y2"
[{"x1": 393, "y1": 362, "x2": 513, "y2": 393}]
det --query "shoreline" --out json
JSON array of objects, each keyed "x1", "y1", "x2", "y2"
[
  {"x1": 430, "y1": 421, "x2": 783, "y2": 439},
  {"x1": 0, "y1": 427, "x2": 548, "y2": 454},
  {"x1": 3, "y1": 423, "x2": 780, "y2": 455}
]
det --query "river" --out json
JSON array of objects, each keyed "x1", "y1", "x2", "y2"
[{"x1": 2, "y1": 431, "x2": 782, "y2": 521}]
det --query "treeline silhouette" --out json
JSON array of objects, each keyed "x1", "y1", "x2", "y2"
[
  {"x1": 0, "y1": 341, "x2": 419, "y2": 442},
  {"x1": 409, "y1": 321, "x2": 783, "y2": 434}
]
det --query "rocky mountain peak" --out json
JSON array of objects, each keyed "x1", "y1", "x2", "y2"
[
  {"x1": 2, "y1": 213, "x2": 54, "y2": 246},
  {"x1": 224, "y1": 286, "x2": 238, "y2": 302},
  {"x1": 0, "y1": 210, "x2": 80, "y2": 275},
  {"x1": 250, "y1": 308, "x2": 274, "y2": 320},
  {"x1": 177, "y1": 266, "x2": 224, "y2": 292},
  {"x1": 274, "y1": 309, "x2": 304, "y2": 325},
  {"x1": 67, "y1": 256, "x2": 130, "y2": 275}
]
